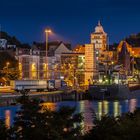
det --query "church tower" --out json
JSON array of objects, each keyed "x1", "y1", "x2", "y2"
[
  {"x1": 91, "y1": 21, "x2": 107, "y2": 51},
  {"x1": 91, "y1": 21, "x2": 107, "y2": 69},
  {"x1": 85, "y1": 21, "x2": 107, "y2": 85}
]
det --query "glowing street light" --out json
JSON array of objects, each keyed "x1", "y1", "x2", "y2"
[
  {"x1": 6, "y1": 62, "x2": 10, "y2": 82},
  {"x1": 45, "y1": 28, "x2": 52, "y2": 56},
  {"x1": 45, "y1": 28, "x2": 52, "y2": 79}
]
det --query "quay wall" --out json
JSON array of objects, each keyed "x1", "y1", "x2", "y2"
[{"x1": 0, "y1": 91, "x2": 87, "y2": 106}]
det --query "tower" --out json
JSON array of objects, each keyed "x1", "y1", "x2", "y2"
[
  {"x1": 91, "y1": 21, "x2": 107, "y2": 69},
  {"x1": 91, "y1": 21, "x2": 107, "y2": 50},
  {"x1": 85, "y1": 21, "x2": 107, "y2": 85}
]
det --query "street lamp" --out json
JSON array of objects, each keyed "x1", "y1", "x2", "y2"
[
  {"x1": 132, "y1": 51, "x2": 134, "y2": 76},
  {"x1": 45, "y1": 28, "x2": 52, "y2": 79},
  {"x1": 6, "y1": 62, "x2": 10, "y2": 86}
]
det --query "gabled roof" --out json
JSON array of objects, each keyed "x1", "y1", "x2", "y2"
[
  {"x1": 73, "y1": 45, "x2": 85, "y2": 53},
  {"x1": 32, "y1": 41, "x2": 72, "y2": 56},
  {"x1": 117, "y1": 41, "x2": 132, "y2": 53}
]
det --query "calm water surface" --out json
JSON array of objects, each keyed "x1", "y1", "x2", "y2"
[{"x1": 0, "y1": 97, "x2": 140, "y2": 131}]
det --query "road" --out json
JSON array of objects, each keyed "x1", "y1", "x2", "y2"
[{"x1": 0, "y1": 86, "x2": 63, "y2": 96}]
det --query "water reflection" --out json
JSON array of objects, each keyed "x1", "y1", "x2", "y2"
[
  {"x1": 113, "y1": 101, "x2": 120, "y2": 117},
  {"x1": 5, "y1": 110, "x2": 10, "y2": 128},
  {"x1": 103, "y1": 101, "x2": 109, "y2": 115},
  {"x1": 42, "y1": 102, "x2": 57, "y2": 111},
  {"x1": 77, "y1": 101, "x2": 93, "y2": 132},
  {"x1": 0, "y1": 106, "x2": 18, "y2": 127},
  {"x1": 0, "y1": 98, "x2": 140, "y2": 130},
  {"x1": 129, "y1": 99, "x2": 137, "y2": 113},
  {"x1": 96, "y1": 101, "x2": 109, "y2": 119},
  {"x1": 98, "y1": 102, "x2": 102, "y2": 120}
]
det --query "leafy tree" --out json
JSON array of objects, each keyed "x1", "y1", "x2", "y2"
[
  {"x1": 7, "y1": 70, "x2": 20, "y2": 80},
  {"x1": 11, "y1": 90, "x2": 83, "y2": 140},
  {"x1": 117, "y1": 109, "x2": 140, "y2": 140},
  {"x1": 0, "y1": 51, "x2": 19, "y2": 81},
  {"x1": 46, "y1": 106, "x2": 83, "y2": 140},
  {"x1": 0, "y1": 31, "x2": 21, "y2": 46},
  {"x1": 10, "y1": 90, "x2": 42, "y2": 140},
  {"x1": 84, "y1": 116, "x2": 120, "y2": 140},
  {"x1": 84, "y1": 108, "x2": 140, "y2": 140},
  {"x1": 0, "y1": 52, "x2": 18, "y2": 70}
]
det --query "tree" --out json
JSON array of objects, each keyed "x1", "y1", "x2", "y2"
[
  {"x1": 0, "y1": 31, "x2": 21, "y2": 47},
  {"x1": 84, "y1": 108, "x2": 140, "y2": 140},
  {"x1": 84, "y1": 116, "x2": 120, "y2": 140},
  {"x1": 46, "y1": 106, "x2": 83, "y2": 140},
  {"x1": 117, "y1": 109, "x2": 140, "y2": 140},
  {"x1": 11, "y1": 90, "x2": 43, "y2": 140},
  {"x1": 0, "y1": 51, "x2": 19, "y2": 81},
  {"x1": 0, "y1": 52, "x2": 18, "y2": 70},
  {"x1": 11, "y1": 90, "x2": 83, "y2": 140}
]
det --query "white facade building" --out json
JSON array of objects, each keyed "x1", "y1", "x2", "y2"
[
  {"x1": 17, "y1": 41, "x2": 72, "y2": 80},
  {"x1": 85, "y1": 21, "x2": 107, "y2": 85},
  {"x1": 0, "y1": 39, "x2": 7, "y2": 49}
]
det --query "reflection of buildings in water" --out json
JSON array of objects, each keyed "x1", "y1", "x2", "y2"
[
  {"x1": 97, "y1": 101, "x2": 109, "y2": 120},
  {"x1": 42, "y1": 103, "x2": 57, "y2": 111},
  {"x1": 78, "y1": 101, "x2": 93, "y2": 132},
  {"x1": 113, "y1": 101, "x2": 121, "y2": 117},
  {"x1": 103, "y1": 101, "x2": 109, "y2": 115},
  {"x1": 5, "y1": 110, "x2": 11, "y2": 128},
  {"x1": 98, "y1": 102, "x2": 102, "y2": 120},
  {"x1": 129, "y1": 99, "x2": 137, "y2": 113}
]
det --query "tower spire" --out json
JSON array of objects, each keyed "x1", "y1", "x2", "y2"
[{"x1": 98, "y1": 20, "x2": 101, "y2": 26}]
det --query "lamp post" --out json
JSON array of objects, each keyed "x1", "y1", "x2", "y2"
[
  {"x1": 132, "y1": 51, "x2": 134, "y2": 76},
  {"x1": 6, "y1": 62, "x2": 10, "y2": 86},
  {"x1": 45, "y1": 29, "x2": 52, "y2": 79}
]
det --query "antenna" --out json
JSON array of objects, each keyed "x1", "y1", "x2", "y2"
[{"x1": 98, "y1": 20, "x2": 101, "y2": 26}]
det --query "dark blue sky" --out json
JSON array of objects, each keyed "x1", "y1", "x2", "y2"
[{"x1": 1, "y1": 0, "x2": 140, "y2": 46}]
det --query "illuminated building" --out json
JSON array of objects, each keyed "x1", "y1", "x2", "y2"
[
  {"x1": 118, "y1": 41, "x2": 131, "y2": 75},
  {"x1": 91, "y1": 21, "x2": 107, "y2": 52},
  {"x1": 117, "y1": 40, "x2": 140, "y2": 58},
  {"x1": 60, "y1": 52, "x2": 85, "y2": 87},
  {"x1": 85, "y1": 44, "x2": 96, "y2": 85},
  {"x1": 117, "y1": 40, "x2": 140, "y2": 76},
  {"x1": 85, "y1": 21, "x2": 107, "y2": 85},
  {"x1": 73, "y1": 45, "x2": 85, "y2": 53},
  {"x1": 16, "y1": 41, "x2": 72, "y2": 80},
  {"x1": 16, "y1": 48, "x2": 42, "y2": 79},
  {"x1": 0, "y1": 39, "x2": 7, "y2": 49}
]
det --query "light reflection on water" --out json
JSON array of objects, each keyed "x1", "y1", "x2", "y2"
[
  {"x1": 5, "y1": 110, "x2": 10, "y2": 128},
  {"x1": 0, "y1": 98, "x2": 140, "y2": 131}
]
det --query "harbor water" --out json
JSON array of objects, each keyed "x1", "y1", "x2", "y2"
[{"x1": 0, "y1": 97, "x2": 140, "y2": 131}]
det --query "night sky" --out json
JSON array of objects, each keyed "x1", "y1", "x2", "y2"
[{"x1": 1, "y1": 0, "x2": 140, "y2": 47}]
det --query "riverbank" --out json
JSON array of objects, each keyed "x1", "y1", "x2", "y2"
[
  {"x1": 0, "y1": 90, "x2": 89, "y2": 106},
  {"x1": 0, "y1": 87, "x2": 140, "y2": 107}
]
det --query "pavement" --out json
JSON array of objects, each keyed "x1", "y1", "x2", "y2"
[{"x1": 0, "y1": 86, "x2": 64, "y2": 97}]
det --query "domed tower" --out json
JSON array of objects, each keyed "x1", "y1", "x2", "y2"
[
  {"x1": 85, "y1": 21, "x2": 108, "y2": 85},
  {"x1": 91, "y1": 21, "x2": 107, "y2": 51},
  {"x1": 91, "y1": 21, "x2": 107, "y2": 70}
]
